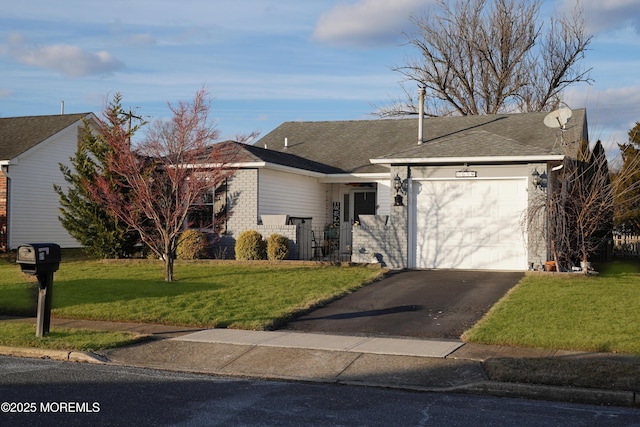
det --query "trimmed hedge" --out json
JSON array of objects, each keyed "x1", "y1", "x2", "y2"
[
  {"x1": 176, "y1": 229, "x2": 209, "y2": 260},
  {"x1": 235, "y1": 230, "x2": 266, "y2": 260},
  {"x1": 267, "y1": 233, "x2": 290, "y2": 260}
]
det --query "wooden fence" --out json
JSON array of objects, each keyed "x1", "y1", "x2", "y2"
[{"x1": 613, "y1": 233, "x2": 640, "y2": 257}]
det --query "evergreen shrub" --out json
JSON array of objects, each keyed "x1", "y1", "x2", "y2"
[
  {"x1": 235, "y1": 230, "x2": 266, "y2": 260},
  {"x1": 267, "y1": 233, "x2": 290, "y2": 260},
  {"x1": 176, "y1": 229, "x2": 209, "y2": 260}
]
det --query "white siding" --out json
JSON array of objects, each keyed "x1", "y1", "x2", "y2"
[
  {"x1": 8, "y1": 123, "x2": 82, "y2": 248},
  {"x1": 258, "y1": 168, "x2": 327, "y2": 226}
]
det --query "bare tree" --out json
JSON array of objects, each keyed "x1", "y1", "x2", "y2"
[
  {"x1": 376, "y1": 0, "x2": 592, "y2": 117},
  {"x1": 87, "y1": 89, "x2": 242, "y2": 281},
  {"x1": 527, "y1": 138, "x2": 640, "y2": 273},
  {"x1": 563, "y1": 141, "x2": 612, "y2": 271}
]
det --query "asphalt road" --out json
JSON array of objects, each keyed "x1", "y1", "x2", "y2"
[
  {"x1": 2, "y1": 356, "x2": 638, "y2": 426},
  {"x1": 283, "y1": 270, "x2": 523, "y2": 339}
]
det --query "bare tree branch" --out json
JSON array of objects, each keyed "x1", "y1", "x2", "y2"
[
  {"x1": 526, "y1": 135, "x2": 640, "y2": 273},
  {"x1": 375, "y1": 0, "x2": 592, "y2": 118}
]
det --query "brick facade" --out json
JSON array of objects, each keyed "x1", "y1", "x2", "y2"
[
  {"x1": 214, "y1": 169, "x2": 258, "y2": 258},
  {"x1": 255, "y1": 225, "x2": 299, "y2": 259},
  {"x1": 351, "y1": 223, "x2": 406, "y2": 268},
  {"x1": 351, "y1": 166, "x2": 408, "y2": 269},
  {"x1": 210, "y1": 170, "x2": 303, "y2": 259}
]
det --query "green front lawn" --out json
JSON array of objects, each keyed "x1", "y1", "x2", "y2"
[
  {"x1": 462, "y1": 260, "x2": 640, "y2": 354},
  {"x1": 2, "y1": 255, "x2": 639, "y2": 355},
  {"x1": 0, "y1": 258, "x2": 384, "y2": 330},
  {"x1": 0, "y1": 322, "x2": 145, "y2": 352}
]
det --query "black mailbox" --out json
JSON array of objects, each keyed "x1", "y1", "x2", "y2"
[{"x1": 16, "y1": 243, "x2": 61, "y2": 276}]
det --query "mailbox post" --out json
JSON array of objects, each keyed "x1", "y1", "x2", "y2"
[{"x1": 16, "y1": 244, "x2": 61, "y2": 338}]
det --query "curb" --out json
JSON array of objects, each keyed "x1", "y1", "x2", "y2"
[
  {"x1": 339, "y1": 380, "x2": 639, "y2": 408},
  {"x1": 459, "y1": 381, "x2": 639, "y2": 408},
  {"x1": 1, "y1": 345, "x2": 638, "y2": 408},
  {"x1": 0, "y1": 346, "x2": 107, "y2": 364}
]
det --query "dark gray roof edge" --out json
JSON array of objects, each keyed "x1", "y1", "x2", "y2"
[
  {"x1": 256, "y1": 109, "x2": 587, "y2": 169},
  {"x1": 237, "y1": 142, "x2": 345, "y2": 174},
  {"x1": 263, "y1": 108, "x2": 586, "y2": 127},
  {"x1": 0, "y1": 112, "x2": 93, "y2": 120},
  {"x1": 1, "y1": 113, "x2": 94, "y2": 160}
]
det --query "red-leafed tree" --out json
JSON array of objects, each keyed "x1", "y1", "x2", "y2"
[{"x1": 87, "y1": 89, "x2": 241, "y2": 281}]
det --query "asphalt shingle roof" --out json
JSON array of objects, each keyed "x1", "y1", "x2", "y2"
[
  {"x1": 230, "y1": 142, "x2": 344, "y2": 174},
  {"x1": 0, "y1": 113, "x2": 90, "y2": 160},
  {"x1": 255, "y1": 109, "x2": 587, "y2": 173}
]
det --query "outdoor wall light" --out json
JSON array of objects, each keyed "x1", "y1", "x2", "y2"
[
  {"x1": 531, "y1": 169, "x2": 548, "y2": 190},
  {"x1": 393, "y1": 174, "x2": 407, "y2": 206}
]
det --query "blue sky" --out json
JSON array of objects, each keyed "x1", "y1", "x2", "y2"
[{"x1": 1, "y1": 0, "x2": 639, "y2": 149}]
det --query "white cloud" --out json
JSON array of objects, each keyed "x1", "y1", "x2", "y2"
[
  {"x1": 566, "y1": 84, "x2": 640, "y2": 144},
  {"x1": 4, "y1": 33, "x2": 125, "y2": 78},
  {"x1": 3, "y1": 1, "x2": 320, "y2": 36},
  {"x1": 124, "y1": 33, "x2": 157, "y2": 47},
  {"x1": 312, "y1": 0, "x2": 433, "y2": 47},
  {"x1": 560, "y1": 0, "x2": 640, "y2": 35}
]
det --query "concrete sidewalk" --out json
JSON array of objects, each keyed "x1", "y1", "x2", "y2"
[
  {"x1": 1, "y1": 317, "x2": 638, "y2": 408},
  {"x1": 175, "y1": 329, "x2": 464, "y2": 357}
]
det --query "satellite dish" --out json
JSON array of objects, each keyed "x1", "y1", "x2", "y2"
[{"x1": 544, "y1": 106, "x2": 573, "y2": 130}]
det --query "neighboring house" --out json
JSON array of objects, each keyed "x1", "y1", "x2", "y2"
[
  {"x1": 205, "y1": 109, "x2": 587, "y2": 271},
  {"x1": 0, "y1": 113, "x2": 94, "y2": 251}
]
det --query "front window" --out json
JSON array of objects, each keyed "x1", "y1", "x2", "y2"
[{"x1": 188, "y1": 180, "x2": 227, "y2": 233}]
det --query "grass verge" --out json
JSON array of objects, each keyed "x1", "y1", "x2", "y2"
[
  {"x1": 483, "y1": 355, "x2": 640, "y2": 391},
  {"x1": 462, "y1": 260, "x2": 640, "y2": 354},
  {"x1": 0, "y1": 322, "x2": 146, "y2": 352},
  {"x1": 464, "y1": 260, "x2": 640, "y2": 391}
]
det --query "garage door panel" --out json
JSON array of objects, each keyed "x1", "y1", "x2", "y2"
[{"x1": 414, "y1": 179, "x2": 527, "y2": 270}]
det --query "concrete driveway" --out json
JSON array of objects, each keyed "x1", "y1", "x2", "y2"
[{"x1": 282, "y1": 270, "x2": 523, "y2": 340}]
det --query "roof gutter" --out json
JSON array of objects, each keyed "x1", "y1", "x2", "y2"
[
  {"x1": 418, "y1": 86, "x2": 425, "y2": 145},
  {"x1": 189, "y1": 161, "x2": 388, "y2": 182},
  {"x1": 319, "y1": 173, "x2": 389, "y2": 184},
  {"x1": 1, "y1": 160, "x2": 11, "y2": 178},
  {"x1": 193, "y1": 161, "x2": 328, "y2": 178},
  {"x1": 370, "y1": 155, "x2": 566, "y2": 165}
]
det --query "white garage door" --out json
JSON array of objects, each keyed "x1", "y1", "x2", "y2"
[{"x1": 413, "y1": 178, "x2": 527, "y2": 270}]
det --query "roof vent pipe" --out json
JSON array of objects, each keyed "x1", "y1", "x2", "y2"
[
  {"x1": 418, "y1": 86, "x2": 425, "y2": 145},
  {"x1": 284, "y1": 137, "x2": 288, "y2": 148},
  {"x1": 60, "y1": 100, "x2": 64, "y2": 115}
]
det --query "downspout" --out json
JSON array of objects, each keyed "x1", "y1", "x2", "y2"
[{"x1": 418, "y1": 86, "x2": 425, "y2": 145}]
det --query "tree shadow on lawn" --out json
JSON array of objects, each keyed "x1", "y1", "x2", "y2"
[{"x1": 30, "y1": 278, "x2": 226, "y2": 309}]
